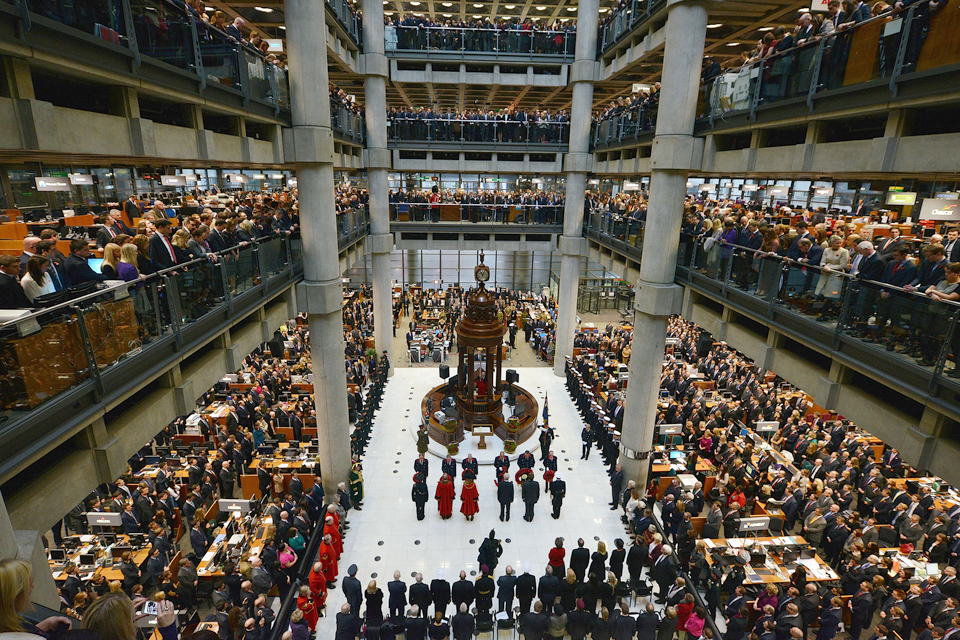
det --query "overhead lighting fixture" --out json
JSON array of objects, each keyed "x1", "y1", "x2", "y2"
[
  {"x1": 409, "y1": 2, "x2": 420, "y2": 5},
  {"x1": 598, "y1": 7, "x2": 607, "y2": 11},
  {"x1": 473, "y1": 3, "x2": 484, "y2": 7},
  {"x1": 443, "y1": 13, "x2": 452, "y2": 16},
  {"x1": 706, "y1": 23, "x2": 722, "y2": 28},
  {"x1": 758, "y1": 26, "x2": 774, "y2": 31},
  {"x1": 279, "y1": 25, "x2": 286, "y2": 29},
  {"x1": 254, "y1": 6, "x2": 273, "y2": 12},
  {"x1": 504, "y1": 4, "x2": 515, "y2": 7},
  {"x1": 536, "y1": 5, "x2": 546, "y2": 9},
  {"x1": 566, "y1": 6, "x2": 577, "y2": 10},
  {"x1": 205, "y1": 6, "x2": 214, "y2": 10},
  {"x1": 726, "y1": 42, "x2": 740, "y2": 46},
  {"x1": 384, "y1": 11, "x2": 394, "y2": 15},
  {"x1": 473, "y1": 13, "x2": 482, "y2": 17},
  {"x1": 442, "y1": 2, "x2": 453, "y2": 5}
]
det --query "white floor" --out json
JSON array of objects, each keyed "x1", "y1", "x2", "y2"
[{"x1": 317, "y1": 367, "x2": 631, "y2": 636}]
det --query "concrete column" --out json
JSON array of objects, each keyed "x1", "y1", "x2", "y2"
[
  {"x1": 0, "y1": 489, "x2": 58, "y2": 610},
  {"x1": 619, "y1": 0, "x2": 709, "y2": 488},
  {"x1": 2, "y1": 57, "x2": 34, "y2": 100},
  {"x1": 362, "y1": 0, "x2": 395, "y2": 376},
  {"x1": 552, "y1": 0, "x2": 599, "y2": 376},
  {"x1": 286, "y1": 0, "x2": 352, "y2": 497}
]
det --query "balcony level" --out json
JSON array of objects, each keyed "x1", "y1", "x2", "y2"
[
  {"x1": 391, "y1": 220, "x2": 561, "y2": 251},
  {"x1": 583, "y1": 220, "x2": 960, "y2": 484},
  {"x1": 385, "y1": 25, "x2": 575, "y2": 63}
]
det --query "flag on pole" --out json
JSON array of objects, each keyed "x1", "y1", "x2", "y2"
[{"x1": 542, "y1": 392, "x2": 549, "y2": 424}]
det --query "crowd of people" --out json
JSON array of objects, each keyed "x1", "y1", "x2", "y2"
[
  {"x1": 387, "y1": 107, "x2": 570, "y2": 144},
  {"x1": 388, "y1": 187, "x2": 566, "y2": 224},
  {"x1": 1, "y1": 192, "x2": 299, "y2": 311},
  {"x1": 567, "y1": 312, "x2": 960, "y2": 640},
  {"x1": 592, "y1": 86, "x2": 661, "y2": 141},
  {"x1": 385, "y1": 16, "x2": 577, "y2": 54}
]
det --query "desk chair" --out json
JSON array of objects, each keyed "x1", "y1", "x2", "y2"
[
  {"x1": 767, "y1": 516, "x2": 784, "y2": 535},
  {"x1": 172, "y1": 439, "x2": 185, "y2": 449},
  {"x1": 471, "y1": 606, "x2": 494, "y2": 639}
]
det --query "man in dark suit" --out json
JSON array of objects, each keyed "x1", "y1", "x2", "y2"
[
  {"x1": 63, "y1": 239, "x2": 108, "y2": 288},
  {"x1": 816, "y1": 597, "x2": 843, "y2": 640},
  {"x1": 856, "y1": 242, "x2": 885, "y2": 281},
  {"x1": 149, "y1": 219, "x2": 178, "y2": 269},
  {"x1": 123, "y1": 195, "x2": 141, "y2": 222},
  {"x1": 943, "y1": 228, "x2": 960, "y2": 263},
  {"x1": 96, "y1": 209, "x2": 133, "y2": 248},
  {"x1": 521, "y1": 475, "x2": 539, "y2": 522},
  {"x1": 570, "y1": 539, "x2": 590, "y2": 583},
  {"x1": 0, "y1": 255, "x2": 32, "y2": 309},
  {"x1": 207, "y1": 219, "x2": 228, "y2": 253},
  {"x1": 849, "y1": 582, "x2": 874, "y2": 640},
  {"x1": 18, "y1": 236, "x2": 41, "y2": 277}
]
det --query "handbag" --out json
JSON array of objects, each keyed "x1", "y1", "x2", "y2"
[
  {"x1": 704, "y1": 236, "x2": 718, "y2": 252},
  {"x1": 899, "y1": 542, "x2": 914, "y2": 554}
]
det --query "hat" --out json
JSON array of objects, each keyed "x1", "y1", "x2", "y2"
[
  {"x1": 576, "y1": 599, "x2": 585, "y2": 610},
  {"x1": 348, "y1": 564, "x2": 358, "y2": 575},
  {"x1": 481, "y1": 565, "x2": 489, "y2": 573}
]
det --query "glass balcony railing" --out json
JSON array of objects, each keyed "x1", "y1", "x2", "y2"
[
  {"x1": 391, "y1": 202, "x2": 565, "y2": 224},
  {"x1": 699, "y1": 0, "x2": 952, "y2": 122},
  {"x1": 6, "y1": 0, "x2": 290, "y2": 113},
  {"x1": 330, "y1": 101, "x2": 366, "y2": 145},
  {"x1": 596, "y1": 0, "x2": 667, "y2": 57},
  {"x1": 591, "y1": 105, "x2": 657, "y2": 149},
  {"x1": 582, "y1": 208, "x2": 645, "y2": 249},
  {"x1": 326, "y1": 0, "x2": 362, "y2": 48},
  {"x1": 386, "y1": 25, "x2": 575, "y2": 57},
  {"x1": 388, "y1": 117, "x2": 569, "y2": 145},
  {"x1": 337, "y1": 206, "x2": 370, "y2": 246}
]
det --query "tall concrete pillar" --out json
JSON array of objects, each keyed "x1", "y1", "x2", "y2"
[
  {"x1": 362, "y1": 0, "x2": 395, "y2": 376},
  {"x1": 0, "y1": 490, "x2": 58, "y2": 610},
  {"x1": 553, "y1": 0, "x2": 599, "y2": 376},
  {"x1": 619, "y1": 0, "x2": 709, "y2": 487},
  {"x1": 286, "y1": 0, "x2": 352, "y2": 497}
]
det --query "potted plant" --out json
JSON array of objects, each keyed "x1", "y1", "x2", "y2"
[
  {"x1": 447, "y1": 442, "x2": 459, "y2": 456},
  {"x1": 503, "y1": 439, "x2": 517, "y2": 454},
  {"x1": 365, "y1": 347, "x2": 378, "y2": 360}
]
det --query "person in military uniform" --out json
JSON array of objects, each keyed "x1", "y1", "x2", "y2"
[
  {"x1": 349, "y1": 462, "x2": 364, "y2": 510},
  {"x1": 462, "y1": 454, "x2": 479, "y2": 479},
  {"x1": 414, "y1": 453, "x2": 429, "y2": 478},
  {"x1": 493, "y1": 451, "x2": 510, "y2": 479},
  {"x1": 412, "y1": 473, "x2": 429, "y2": 521},
  {"x1": 550, "y1": 474, "x2": 567, "y2": 519},
  {"x1": 442, "y1": 454, "x2": 458, "y2": 487},
  {"x1": 417, "y1": 427, "x2": 430, "y2": 455}
]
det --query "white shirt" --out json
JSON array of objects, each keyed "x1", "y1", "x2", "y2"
[{"x1": 20, "y1": 271, "x2": 54, "y2": 302}]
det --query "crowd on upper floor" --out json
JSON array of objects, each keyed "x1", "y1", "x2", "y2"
[
  {"x1": 387, "y1": 107, "x2": 570, "y2": 143},
  {"x1": 388, "y1": 187, "x2": 565, "y2": 224},
  {"x1": 592, "y1": 85, "x2": 660, "y2": 136},
  {"x1": 386, "y1": 15, "x2": 577, "y2": 54}
]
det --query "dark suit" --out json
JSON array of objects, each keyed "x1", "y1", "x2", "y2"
[
  {"x1": 0, "y1": 272, "x2": 32, "y2": 309},
  {"x1": 63, "y1": 254, "x2": 107, "y2": 287},
  {"x1": 148, "y1": 232, "x2": 178, "y2": 270}
]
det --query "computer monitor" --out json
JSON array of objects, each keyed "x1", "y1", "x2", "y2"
[
  {"x1": 86, "y1": 512, "x2": 122, "y2": 528},
  {"x1": 143, "y1": 455, "x2": 161, "y2": 465},
  {"x1": 79, "y1": 553, "x2": 96, "y2": 567},
  {"x1": 800, "y1": 547, "x2": 816, "y2": 560},
  {"x1": 750, "y1": 552, "x2": 767, "y2": 568},
  {"x1": 781, "y1": 550, "x2": 798, "y2": 564},
  {"x1": 257, "y1": 446, "x2": 275, "y2": 456},
  {"x1": 264, "y1": 439, "x2": 279, "y2": 447},
  {"x1": 100, "y1": 533, "x2": 117, "y2": 547},
  {"x1": 219, "y1": 499, "x2": 255, "y2": 514},
  {"x1": 112, "y1": 545, "x2": 133, "y2": 558},
  {"x1": 659, "y1": 424, "x2": 683, "y2": 435},
  {"x1": 49, "y1": 549, "x2": 66, "y2": 562},
  {"x1": 669, "y1": 451, "x2": 684, "y2": 460},
  {"x1": 89, "y1": 258, "x2": 105, "y2": 274},
  {"x1": 737, "y1": 516, "x2": 771, "y2": 533}
]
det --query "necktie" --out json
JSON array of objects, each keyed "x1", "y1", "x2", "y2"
[
  {"x1": 49, "y1": 267, "x2": 62, "y2": 291},
  {"x1": 894, "y1": 262, "x2": 902, "y2": 275},
  {"x1": 109, "y1": 227, "x2": 116, "y2": 237},
  {"x1": 163, "y1": 235, "x2": 177, "y2": 264}
]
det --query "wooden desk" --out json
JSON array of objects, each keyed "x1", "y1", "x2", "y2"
[
  {"x1": 49, "y1": 535, "x2": 151, "y2": 583},
  {"x1": 703, "y1": 536, "x2": 839, "y2": 585},
  {"x1": 196, "y1": 514, "x2": 274, "y2": 579}
]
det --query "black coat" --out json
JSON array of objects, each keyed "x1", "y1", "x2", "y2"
[
  {"x1": 451, "y1": 579, "x2": 475, "y2": 608},
  {"x1": 522, "y1": 480, "x2": 540, "y2": 504},
  {"x1": 498, "y1": 480, "x2": 514, "y2": 504}
]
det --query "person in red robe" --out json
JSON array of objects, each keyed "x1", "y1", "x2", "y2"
[
  {"x1": 460, "y1": 478, "x2": 479, "y2": 521},
  {"x1": 309, "y1": 561, "x2": 328, "y2": 607},
  {"x1": 323, "y1": 516, "x2": 343, "y2": 558},
  {"x1": 297, "y1": 585, "x2": 319, "y2": 630},
  {"x1": 325, "y1": 504, "x2": 341, "y2": 531},
  {"x1": 436, "y1": 473, "x2": 456, "y2": 519},
  {"x1": 318, "y1": 534, "x2": 339, "y2": 587}
]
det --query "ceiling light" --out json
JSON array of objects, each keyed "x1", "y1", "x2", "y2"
[
  {"x1": 443, "y1": 13, "x2": 452, "y2": 16},
  {"x1": 536, "y1": 5, "x2": 546, "y2": 9},
  {"x1": 706, "y1": 23, "x2": 722, "y2": 28},
  {"x1": 442, "y1": 2, "x2": 453, "y2": 5},
  {"x1": 758, "y1": 26, "x2": 774, "y2": 31},
  {"x1": 279, "y1": 25, "x2": 286, "y2": 29},
  {"x1": 205, "y1": 6, "x2": 214, "y2": 10},
  {"x1": 566, "y1": 6, "x2": 577, "y2": 10},
  {"x1": 409, "y1": 2, "x2": 420, "y2": 5},
  {"x1": 473, "y1": 13, "x2": 482, "y2": 17},
  {"x1": 598, "y1": 7, "x2": 607, "y2": 11},
  {"x1": 504, "y1": 4, "x2": 515, "y2": 7},
  {"x1": 384, "y1": 11, "x2": 393, "y2": 15},
  {"x1": 473, "y1": 3, "x2": 484, "y2": 7},
  {"x1": 254, "y1": 6, "x2": 273, "y2": 12},
  {"x1": 726, "y1": 42, "x2": 740, "y2": 46}
]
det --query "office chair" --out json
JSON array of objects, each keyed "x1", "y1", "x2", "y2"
[
  {"x1": 767, "y1": 516, "x2": 784, "y2": 534},
  {"x1": 172, "y1": 439, "x2": 185, "y2": 449}
]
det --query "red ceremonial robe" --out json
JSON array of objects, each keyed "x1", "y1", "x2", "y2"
[
  {"x1": 309, "y1": 567, "x2": 328, "y2": 603},
  {"x1": 436, "y1": 478, "x2": 456, "y2": 517},
  {"x1": 460, "y1": 481, "x2": 479, "y2": 516},
  {"x1": 324, "y1": 522, "x2": 343, "y2": 558},
  {"x1": 318, "y1": 541, "x2": 339, "y2": 582},
  {"x1": 298, "y1": 594, "x2": 319, "y2": 630}
]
